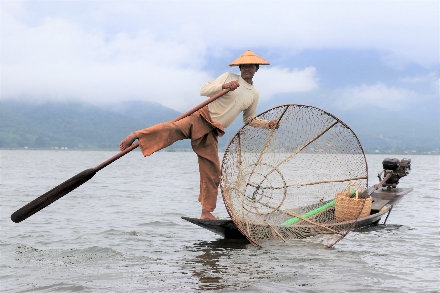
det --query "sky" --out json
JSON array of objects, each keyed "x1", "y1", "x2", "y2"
[{"x1": 1, "y1": 0, "x2": 439, "y2": 122}]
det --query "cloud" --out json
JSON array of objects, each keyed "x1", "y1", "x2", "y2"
[
  {"x1": 0, "y1": 2, "x2": 319, "y2": 110},
  {"x1": 254, "y1": 66, "x2": 319, "y2": 100},
  {"x1": 1, "y1": 1, "x2": 438, "y2": 111},
  {"x1": 75, "y1": 1, "x2": 439, "y2": 68},
  {"x1": 1, "y1": 6, "x2": 211, "y2": 111},
  {"x1": 401, "y1": 72, "x2": 439, "y2": 89},
  {"x1": 334, "y1": 83, "x2": 417, "y2": 110}
]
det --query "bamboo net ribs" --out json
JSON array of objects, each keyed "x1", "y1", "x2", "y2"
[{"x1": 220, "y1": 105, "x2": 369, "y2": 247}]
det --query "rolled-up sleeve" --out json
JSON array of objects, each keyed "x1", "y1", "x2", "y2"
[
  {"x1": 243, "y1": 94, "x2": 271, "y2": 129},
  {"x1": 200, "y1": 72, "x2": 230, "y2": 97}
]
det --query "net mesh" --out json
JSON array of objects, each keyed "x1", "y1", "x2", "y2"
[{"x1": 220, "y1": 105, "x2": 369, "y2": 247}]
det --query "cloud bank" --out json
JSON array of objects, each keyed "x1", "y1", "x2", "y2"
[
  {"x1": 335, "y1": 83, "x2": 416, "y2": 110},
  {"x1": 1, "y1": 1, "x2": 438, "y2": 111}
]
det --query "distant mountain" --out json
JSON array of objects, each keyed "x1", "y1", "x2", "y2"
[
  {"x1": 0, "y1": 100, "x2": 186, "y2": 149},
  {"x1": 102, "y1": 100, "x2": 181, "y2": 124},
  {"x1": 0, "y1": 99, "x2": 438, "y2": 153},
  {"x1": 258, "y1": 94, "x2": 440, "y2": 154},
  {"x1": 334, "y1": 108, "x2": 439, "y2": 153}
]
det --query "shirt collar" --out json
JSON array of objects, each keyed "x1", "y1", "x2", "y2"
[{"x1": 238, "y1": 76, "x2": 254, "y2": 90}]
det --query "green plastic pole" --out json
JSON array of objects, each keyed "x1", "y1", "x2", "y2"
[{"x1": 281, "y1": 200, "x2": 336, "y2": 226}]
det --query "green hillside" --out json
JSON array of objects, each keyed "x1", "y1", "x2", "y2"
[
  {"x1": 0, "y1": 100, "x2": 438, "y2": 154},
  {"x1": 0, "y1": 100, "x2": 185, "y2": 149},
  {"x1": 335, "y1": 108, "x2": 440, "y2": 153}
]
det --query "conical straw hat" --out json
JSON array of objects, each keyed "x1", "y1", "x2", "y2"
[{"x1": 229, "y1": 49, "x2": 270, "y2": 66}]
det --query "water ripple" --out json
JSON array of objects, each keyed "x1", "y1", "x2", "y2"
[{"x1": 1, "y1": 151, "x2": 438, "y2": 292}]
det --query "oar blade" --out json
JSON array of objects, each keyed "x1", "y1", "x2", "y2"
[
  {"x1": 11, "y1": 89, "x2": 231, "y2": 224},
  {"x1": 11, "y1": 168, "x2": 96, "y2": 223}
]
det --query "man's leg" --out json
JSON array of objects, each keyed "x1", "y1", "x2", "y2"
[
  {"x1": 192, "y1": 131, "x2": 221, "y2": 220},
  {"x1": 120, "y1": 111, "x2": 219, "y2": 219},
  {"x1": 120, "y1": 119, "x2": 194, "y2": 156}
]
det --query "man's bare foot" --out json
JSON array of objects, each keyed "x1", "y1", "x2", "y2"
[
  {"x1": 200, "y1": 209, "x2": 217, "y2": 220},
  {"x1": 119, "y1": 132, "x2": 137, "y2": 151}
]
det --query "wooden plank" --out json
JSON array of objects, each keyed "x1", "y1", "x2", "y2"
[{"x1": 371, "y1": 199, "x2": 390, "y2": 212}]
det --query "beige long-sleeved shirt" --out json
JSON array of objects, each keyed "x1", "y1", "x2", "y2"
[{"x1": 200, "y1": 72, "x2": 268, "y2": 129}]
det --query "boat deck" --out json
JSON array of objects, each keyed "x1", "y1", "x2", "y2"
[{"x1": 182, "y1": 187, "x2": 413, "y2": 239}]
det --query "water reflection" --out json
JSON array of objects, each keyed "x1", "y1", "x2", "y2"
[
  {"x1": 354, "y1": 223, "x2": 405, "y2": 233},
  {"x1": 186, "y1": 238, "x2": 250, "y2": 291}
]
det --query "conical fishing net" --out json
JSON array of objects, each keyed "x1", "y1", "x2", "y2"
[{"x1": 220, "y1": 105, "x2": 369, "y2": 247}]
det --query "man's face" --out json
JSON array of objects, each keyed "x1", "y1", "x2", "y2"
[{"x1": 240, "y1": 64, "x2": 258, "y2": 80}]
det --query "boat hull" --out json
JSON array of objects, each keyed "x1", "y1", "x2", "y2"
[{"x1": 182, "y1": 187, "x2": 413, "y2": 240}]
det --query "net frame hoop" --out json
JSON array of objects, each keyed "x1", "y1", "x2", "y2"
[
  {"x1": 240, "y1": 161, "x2": 288, "y2": 216},
  {"x1": 220, "y1": 104, "x2": 369, "y2": 247}
]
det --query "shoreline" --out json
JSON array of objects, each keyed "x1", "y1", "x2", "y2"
[{"x1": 1, "y1": 148, "x2": 438, "y2": 155}]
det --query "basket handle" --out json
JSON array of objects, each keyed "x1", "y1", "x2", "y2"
[{"x1": 347, "y1": 183, "x2": 359, "y2": 199}]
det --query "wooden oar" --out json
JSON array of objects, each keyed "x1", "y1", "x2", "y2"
[{"x1": 11, "y1": 89, "x2": 230, "y2": 223}]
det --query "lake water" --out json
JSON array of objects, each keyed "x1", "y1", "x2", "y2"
[{"x1": 1, "y1": 150, "x2": 439, "y2": 292}]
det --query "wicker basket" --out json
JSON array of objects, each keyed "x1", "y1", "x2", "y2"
[{"x1": 335, "y1": 184, "x2": 372, "y2": 222}]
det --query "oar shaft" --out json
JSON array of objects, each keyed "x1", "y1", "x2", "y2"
[
  {"x1": 172, "y1": 89, "x2": 229, "y2": 122},
  {"x1": 94, "y1": 143, "x2": 139, "y2": 172},
  {"x1": 11, "y1": 89, "x2": 230, "y2": 223},
  {"x1": 94, "y1": 89, "x2": 230, "y2": 172}
]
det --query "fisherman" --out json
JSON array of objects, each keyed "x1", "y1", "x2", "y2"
[{"x1": 119, "y1": 50, "x2": 278, "y2": 220}]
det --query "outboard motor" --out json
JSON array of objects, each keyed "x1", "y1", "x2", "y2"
[{"x1": 379, "y1": 158, "x2": 411, "y2": 189}]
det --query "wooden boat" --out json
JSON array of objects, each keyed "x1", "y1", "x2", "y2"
[
  {"x1": 182, "y1": 158, "x2": 413, "y2": 240},
  {"x1": 182, "y1": 187, "x2": 413, "y2": 239}
]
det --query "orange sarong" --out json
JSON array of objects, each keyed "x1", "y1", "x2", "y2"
[{"x1": 135, "y1": 106, "x2": 225, "y2": 212}]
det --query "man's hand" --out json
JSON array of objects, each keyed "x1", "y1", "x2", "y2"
[
  {"x1": 268, "y1": 120, "x2": 279, "y2": 129},
  {"x1": 222, "y1": 81, "x2": 240, "y2": 91}
]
